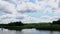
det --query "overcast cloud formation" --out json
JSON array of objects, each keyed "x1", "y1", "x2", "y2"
[{"x1": 0, "y1": 0, "x2": 60, "y2": 23}]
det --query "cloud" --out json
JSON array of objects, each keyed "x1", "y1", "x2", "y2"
[
  {"x1": 0, "y1": 0, "x2": 60, "y2": 23},
  {"x1": 0, "y1": 0, "x2": 16, "y2": 14}
]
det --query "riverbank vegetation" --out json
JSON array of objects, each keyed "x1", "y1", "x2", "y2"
[{"x1": 0, "y1": 19, "x2": 60, "y2": 31}]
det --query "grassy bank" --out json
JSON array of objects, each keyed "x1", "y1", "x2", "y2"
[
  {"x1": 0, "y1": 23, "x2": 60, "y2": 31},
  {"x1": 36, "y1": 24, "x2": 60, "y2": 31}
]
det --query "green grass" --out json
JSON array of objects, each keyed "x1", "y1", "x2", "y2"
[{"x1": 0, "y1": 23, "x2": 60, "y2": 31}]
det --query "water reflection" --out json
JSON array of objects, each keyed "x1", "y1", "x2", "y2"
[{"x1": 0, "y1": 28, "x2": 60, "y2": 34}]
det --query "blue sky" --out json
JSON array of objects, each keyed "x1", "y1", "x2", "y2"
[{"x1": 0, "y1": 0, "x2": 60, "y2": 23}]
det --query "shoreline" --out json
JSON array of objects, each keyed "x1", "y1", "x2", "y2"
[{"x1": 0, "y1": 24, "x2": 60, "y2": 31}]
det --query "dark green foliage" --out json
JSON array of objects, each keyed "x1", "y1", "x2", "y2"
[
  {"x1": 8, "y1": 21, "x2": 23, "y2": 26},
  {"x1": 53, "y1": 21, "x2": 57, "y2": 24},
  {"x1": 0, "y1": 23, "x2": 60, "y2": 31},
  {"x1": 52, "y1": 19, "x2": 60, "y2": 24},
  {"x1": 2, "y1": 23, "x2": 60, "y2": 31},
  {"x1": 0, "y1": 20, "x2": 60, "y2": 31}
]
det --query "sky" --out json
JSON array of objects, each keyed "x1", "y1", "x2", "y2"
[{"x1": 0, "y1": 0, "x2": 60, "y2": 24}]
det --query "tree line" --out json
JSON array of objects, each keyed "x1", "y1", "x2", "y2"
[
  {"x1": 0, "y1": 21, "x2": 24, "y2": 26},
  {"x1": 7, "y1": 21, "x2": 24, "y2": 26},
  {"x1": 52, "y1": 19, "x2": 60, "y2": 25},
  {"x1": 0, "y1": 18, "x2": 60, "y2": 27}
]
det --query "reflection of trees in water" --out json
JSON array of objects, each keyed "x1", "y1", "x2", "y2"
[
  {"x1": 0, "y1": 28, "x2": 60, "y2": 34},
  {"x1": 15, "y1": 30, "x2": 60, "y2": 34},
  {"x1": 0, "y1": 28, "x2": 4, "y2": 34},
  {"x1": 50, "y1": 31, "x2": 60, "y2": 34},
  {"x1": 50, "y1": 31, "x2": 53, "y2": 34},
  {"x1": 15, "y1": 30, "x2": 23, "y2": 34}
]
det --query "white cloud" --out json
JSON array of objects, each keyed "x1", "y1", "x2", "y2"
[
  {"x1": 0, "y1": 0, "x2": 17, "y2": 14},
  {"x1": 0, "y1": 0, "x2": 60, "y2": 23}
]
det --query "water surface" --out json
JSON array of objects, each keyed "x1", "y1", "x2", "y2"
[{"x1": 0, "y1": 28, "x2": 60, "y2": 34}]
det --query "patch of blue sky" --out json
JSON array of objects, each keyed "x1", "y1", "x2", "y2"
[
  {"x1": 46, "y1": 12, "x2": 54, "y2": 16},
  {"x1": 53, "y1": 14, "x2": 60, "y2": 17},
  {"x1": 28, "y1": 10, "x2": 60, "y2": 18},
  {"x1": 29, "y1": 0, "x2": 35, "y2": 3},
  {"x1": 43, "y1": 11, "x2": 59, "y2": 17},
  {"x1": 38, "y1": 0, "x2": 44, "y2": 1},
  {"x1": 44, "y1": 11, "x2": 60, "y2": 17},
  {"x1": 28, "y1": 11, "x2": 46, "y2": 18},
  {"x1": 45, "y1": 4, "x2": 52, "y2": 8},
  {"x1": 0, "y1": 14, "x2": 5, "y2": 16},
  {"x1": 28, "y1": 13, "x2": 41, "y2": 18}
]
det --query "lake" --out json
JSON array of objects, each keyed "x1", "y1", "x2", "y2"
[{"x1": 0, "y1": 28, "x2": 60, "y2": 34}]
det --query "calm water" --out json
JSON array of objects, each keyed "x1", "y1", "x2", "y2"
[{"x1": 0, "y1": 28, "x2": 60, "y2": 34}]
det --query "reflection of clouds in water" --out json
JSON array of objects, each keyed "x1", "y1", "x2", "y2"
[
  {"x1": 1, "y1": 29, "x2": 16, "y2": 34},
  {"x1": 0, "y1": 28, "x2": 60, "y2": 34}
]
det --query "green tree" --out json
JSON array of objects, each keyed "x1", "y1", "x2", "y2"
[
  {"x1": 52, "y1": 19, "x2": 60, "y2": 24},
  {"x1": 8, "y1": 21, "x2": 23, "y2": 26}
]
